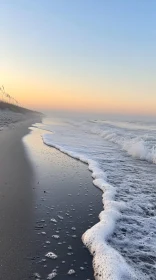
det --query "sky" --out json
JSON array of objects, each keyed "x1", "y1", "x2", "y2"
[{"x1": 0, "y1": 0, "x2": 156, "y2": 114}]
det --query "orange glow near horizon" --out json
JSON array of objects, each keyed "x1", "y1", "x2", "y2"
[
  {"x1": 4, "y1": 84, "x2": 156, "y2": 116},
  {"x1": 1, "y1": 64, "x2": 156, "y2": 116}
]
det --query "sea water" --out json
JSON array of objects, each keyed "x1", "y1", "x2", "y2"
[{"x1": 35, "y1": 113, "x2": 156, "y2": 280}]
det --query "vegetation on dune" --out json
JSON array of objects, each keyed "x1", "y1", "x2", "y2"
[{"x1": 0, "y1": 85, "x2": 42, "y2": 115}]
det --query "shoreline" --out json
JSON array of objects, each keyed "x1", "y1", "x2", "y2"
[
  {"x1": 0, "y1": 117, "x2": 103, "y2": 280},
  {"x1": 23, "y1": 127, "x2": 103, "y2": 279}
]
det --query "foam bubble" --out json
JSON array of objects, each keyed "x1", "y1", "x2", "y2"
[
  {"x1": 47, "y1": 269, "x2": 57, "y2": 279},
  {"x1": 68, "y1": 269, "x2": 75, "y2": 275},
  {"x1": 34, "y1": 272, "x2": 41, "y2": 278},
  {"x1": 45, "y1": 252, "x2": 58, "y2": 259},
  {"x1": 57, "y1": 215, "x2": 64, "y2": 220},
  {"x1": 52, "y1": 235, "x2": 60, "y2": 239},
  {"x1": 50, "y1": 218, "x2": 57, "y2": 223}
]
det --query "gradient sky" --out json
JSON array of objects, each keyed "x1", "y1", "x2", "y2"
[{"x1": 0, "y1": 0, "x2": 156, "y2": 114}]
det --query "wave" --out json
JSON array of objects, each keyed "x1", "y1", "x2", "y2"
[
  {"x1": 87, "y1": 127, "x2": 156, "y2": 164},
  {"x1": 122, "y1": 138, "x2": 156, "y2": 163},
  {"x1": 42, "y1": 133, "x2": 138, "y2": 280},
  {"x1": 64, "y1": 119, "x2": 156, "y2": 164}
]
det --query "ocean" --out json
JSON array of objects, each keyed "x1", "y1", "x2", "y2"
[{"x1": 35, "y1": 113, "x2": 156, "y2": 280}]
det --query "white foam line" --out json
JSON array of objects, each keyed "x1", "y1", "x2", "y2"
[{"x1": 42, "y1": 134, "x2": 138, "y2": 280}]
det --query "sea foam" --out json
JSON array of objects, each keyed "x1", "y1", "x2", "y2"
[
  {"x1": 33, "y1": 117, "x2": 156, "y2": 279},
  {"x1": 42, "y1": 133, "x2": 137, "y2": 280}
]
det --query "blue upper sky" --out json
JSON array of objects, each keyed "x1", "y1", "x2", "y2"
[{"x1": 0, "y1": 0, "x2": 156, "y2": 113}]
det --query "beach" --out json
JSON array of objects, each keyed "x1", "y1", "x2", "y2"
[
  {"x1": 1, "y1": 113, "x2": 156, "y2": 280},
  {"x1": 0, "y1": 117, "x2": 39, "y2": 280},
  {"x1": 0, "y1": 114, "x2": 103, "y2": 279}
]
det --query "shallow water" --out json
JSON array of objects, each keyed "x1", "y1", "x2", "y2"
[{"x1": 34, "y1": 115, "x2": 156, "y2": 280}]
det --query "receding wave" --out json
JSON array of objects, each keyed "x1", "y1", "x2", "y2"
[
  {"x1": 42, "y1": 133, "x2": 138, "y2": 280},
  {"x1": 34, "y1": 116, "x2": 156, "y2": 280}
]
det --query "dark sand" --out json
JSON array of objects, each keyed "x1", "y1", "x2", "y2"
[
  {"x1": 24, "y1": 127, "x2": 103, "y2": 280},
  {"x1": 0, "y1": 121, "x2": 103, "y2": 280},
  {"x1": 0, "y1": 118, "x2": 40, "y2": 280}
]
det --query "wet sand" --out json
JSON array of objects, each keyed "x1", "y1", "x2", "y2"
[
  {"x1": 0, "y1": 121, "x2": 103, "y2": 280},
  {"x1": 23, "y1": 127, "x2": 103, "y2": 280},
  {"x1": 0, "y1": 118, "x2": 40, "y2": 280}
]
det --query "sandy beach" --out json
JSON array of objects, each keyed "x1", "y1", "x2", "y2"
[
  {"x1": 0, "y1": 116, "x2": 103, "y2": 280},
  {"x1": 1, "y1": 111, "x2": 156, "y2": 280},
  {"x1": 0, "y1": 117, "x2": 40, "y2": 280}
]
